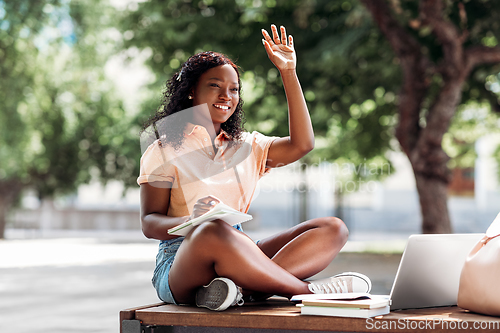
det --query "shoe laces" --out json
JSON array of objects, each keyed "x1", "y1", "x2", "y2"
[
  {"x1": 232, "y1": 287, "x2": 245, "y2": 306},
  {"x1": 308, "y1": 277, "x2": 349, "y2": 294}
]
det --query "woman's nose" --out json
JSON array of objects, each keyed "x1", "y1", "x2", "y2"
[{"x1": 219, "y1": 89, "x2": 230, "y2": 100}]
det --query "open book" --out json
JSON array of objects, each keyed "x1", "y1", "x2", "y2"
[
  {"x1": 290, "y1": 292, "x2": 372, "y2": 302},
  {"x1": 167, "y1": 202, "x2": 253, "y2": 236}
]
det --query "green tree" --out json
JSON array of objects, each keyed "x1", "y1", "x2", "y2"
[
  {"x1": 120, "y1": 0, "x2": 500, "y2": 233},
  {"x1": 120, "y1": 0, "x2": 397, "y2": 153},
  {"x1": 119, "y1": 0, "x2": 397, "y2": 219},
  {"x1": 362, "y1": 0, "x2": 500, "y2": 233},
  {"x1": 0, "y1": 0, "x2": 58, "y2": 238},
  {"x1": 0, "y1": 0, "x2": 138, "y2": 238}
]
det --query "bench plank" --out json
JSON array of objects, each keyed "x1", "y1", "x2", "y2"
[
  {"x1": 127, "y1": 300, "x2": 500, "y2": 333},
  {"x1": 120, "y1": 302, "x2": 165, "y2": 333}
]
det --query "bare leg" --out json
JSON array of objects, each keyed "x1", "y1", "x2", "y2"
[
  {"x1": 168, "y1": 220, "x2": 311, "y2": 304},
  {"x1": 242, "y1": 217, "x2": 347, "y2": 301},
  {"x1": 257, "y1": 217, "x2": 348, "y2": 280}
]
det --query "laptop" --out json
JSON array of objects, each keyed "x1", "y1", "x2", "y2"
[{"x1": 389, "y1": 233, "x2": 483, "y2": 310}]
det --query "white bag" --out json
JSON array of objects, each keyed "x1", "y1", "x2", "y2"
[{"x1": 457, "y1": 212, "x2": 500, "y2": 316}]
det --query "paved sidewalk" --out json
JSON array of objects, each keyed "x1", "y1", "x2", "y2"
[{"x1": 0, "y1": 229, "x2": 404, "y2": 333}]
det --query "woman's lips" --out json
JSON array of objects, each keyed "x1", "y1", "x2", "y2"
[{"x1": 213, "y1": 104, "x2": 231, "y2": 111}]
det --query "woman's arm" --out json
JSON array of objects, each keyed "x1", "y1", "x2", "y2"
[
  {"x1": 140, "y1": 182, "x2": 221, "y2": 240},
  {"x1": 140, "y1": 182, "x2": 188, "y2": 240},
  {"x1": 261, "y1": 25, "x2": 314, "y2": 168}
]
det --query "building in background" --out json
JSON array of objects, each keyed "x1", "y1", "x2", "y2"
[{"x1": 8, "y1": 135, "x2": 500, "y2": 236}]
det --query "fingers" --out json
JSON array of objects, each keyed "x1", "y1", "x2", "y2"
[
  {"x1": 261, "y1": 25, "x2": 293, "y2": 47},
  {"x1": 194, "y1": 195, "x2": 220, "y2": 209},
  {"x1": 200, "y1": 195, "x2": 219, "y2": 203},
  {"x1": 261, "y1": 38, "x2": 273, "y2": 56},
  {"x1": 280, "y1": 26, "x2": 287, "y2": 45},
  {"x1": 191, "y1": 197, "x2": 219, "y2": 219},
  {"x1": 271, "y1": 24, "x2": 280, "y2": 44},
  {"x1": 261, "y1": 28, "x2": 273, "y2": 46},
  {"x1": 194, "y1": 201, "x2": 216, "y2": 209}
]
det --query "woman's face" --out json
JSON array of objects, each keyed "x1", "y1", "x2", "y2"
[{"x1": 191, "y1": 64, "x2": 239, "y2": 128}]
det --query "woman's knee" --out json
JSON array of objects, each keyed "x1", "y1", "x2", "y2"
[
  {"x1": 188, "y1": 219, "x2": 236, "y2": 246},
  {"x1": 318, "y1": 216, "x2": 349, "y2": 244}
]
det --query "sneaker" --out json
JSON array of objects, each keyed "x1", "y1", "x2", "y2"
[
  {"x1": 308, "y1": 272, "x2": 372, "y2": 294},
  {"x1": 195, "y1": 277, "x2": 244, "y2": 311}
]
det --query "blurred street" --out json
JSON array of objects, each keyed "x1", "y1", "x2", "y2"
[{"x1": 1, "y1": 229, "x2": 403, "y2": 333}]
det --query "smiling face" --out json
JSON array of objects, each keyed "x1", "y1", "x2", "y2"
[{"x1": 191, "y1": 64, "x2": 240, "y2": 133}]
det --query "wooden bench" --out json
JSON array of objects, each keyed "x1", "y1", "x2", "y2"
[{"x1": 120, "y1": 298, "x2": 500, "y2": 333}]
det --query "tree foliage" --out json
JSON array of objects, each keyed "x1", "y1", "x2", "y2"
[
  {"x1": 2, "y1": 0, "x2": 499, "y2": 237},
  {"x1": 120, "y1": 0, "x2": 399, "y2": 186},
  {"x1": 0, "y1": 0, "x2": 138, "y2": 238},
  {"x1": 361, "y1": 0, "x2": 500, "y2": 233},
  {"x1": 121, "y1": 0, "x2": 500, "y2": 232}
]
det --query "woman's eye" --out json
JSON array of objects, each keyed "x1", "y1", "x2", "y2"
[{"x1": 210, "y1": 83, "x2": 220, "y2": 88}]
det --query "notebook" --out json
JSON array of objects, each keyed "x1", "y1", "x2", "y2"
[
  {"x1": 167, "y1": 202, "x2": 252, "y2": 236},
  {"x1": 388, "y1": 233, "x2": 483, "y2": 310}
]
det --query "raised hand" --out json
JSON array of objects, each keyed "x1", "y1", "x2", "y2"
[{"x1": 262, "y1": 25, "x2": 296, "y2": 71}]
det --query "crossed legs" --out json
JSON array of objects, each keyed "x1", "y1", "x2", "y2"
[{"x1": 168, "y1": 216, "x2": 348, "y2": 304}]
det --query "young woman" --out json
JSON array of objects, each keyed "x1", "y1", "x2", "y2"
[{"x1": 138, "y1": 25, "x2": 371, "y2": 311}]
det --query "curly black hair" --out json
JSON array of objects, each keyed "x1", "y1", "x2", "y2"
[{"x1": 141, "y1": 51, "x2": 245, "y2": 150}]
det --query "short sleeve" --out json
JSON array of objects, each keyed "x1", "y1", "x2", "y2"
[
  {"x1": 251, "y1": 131, "x2": 278, "y2": 177},
  {"x1": 137, "y1": 140, "x2": 175, "y2": 185}
]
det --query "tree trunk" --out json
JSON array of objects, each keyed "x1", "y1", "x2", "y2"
[
  {"x1": 362, "y1": 0, "x2": 500, "y2": 233},
  {"x1": 335, "y1": 186, "x2": 346, "y2": 225},
  {"x1": 407, "y1": 82, "x2": 464, "y2": 234},
  {"x1": 414, "y1": 171, "x2": 452, "y2": 233},
  {"x1": 0, "y1": 198, "x2": 8, "y2": 239},
  {"x1": 298, "y1": 163, "x2": 308, "y2": 224},
  {"x1": 0, "y1": 179, "x2": 23, "y2": 239}
]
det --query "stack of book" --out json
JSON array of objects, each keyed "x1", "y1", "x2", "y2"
[{"x1": 291, "y1": 293, "x2": 391, "y2": 318}]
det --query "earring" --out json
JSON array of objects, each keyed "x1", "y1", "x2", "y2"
[{"x1": 188, "y1": 95, "x2": 193, "y2": 99}]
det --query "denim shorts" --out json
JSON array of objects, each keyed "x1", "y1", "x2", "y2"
[{"x1": 152, "y1": 223, "x2": 244, "y2": 304}]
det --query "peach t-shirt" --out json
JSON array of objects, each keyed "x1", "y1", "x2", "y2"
[{"x1": 137, "y1": 123, "x2": 278, "y2": 217}]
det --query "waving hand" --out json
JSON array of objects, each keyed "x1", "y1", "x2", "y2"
[
  {"x1": 262, "y1": 25, "x2": 296, "y2": 71},
  {"x1": 259, "y1": 25, "x2": 314, "y2": 168}
]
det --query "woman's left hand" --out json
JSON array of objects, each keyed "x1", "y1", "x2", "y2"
[{"x1": 262, "y1": 25, "x2": 296, "y2": 72}]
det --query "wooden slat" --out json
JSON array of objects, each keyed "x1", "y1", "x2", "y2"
[
  {"x1": 120, "y1": 302, "x2": 166, "y2": 321},
  {"x1": 132, "y1": 301, "x2": 500, "y2": 333},
  {"x1": 119, "y1": 302, "x2": 165, "y2": 333}
]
